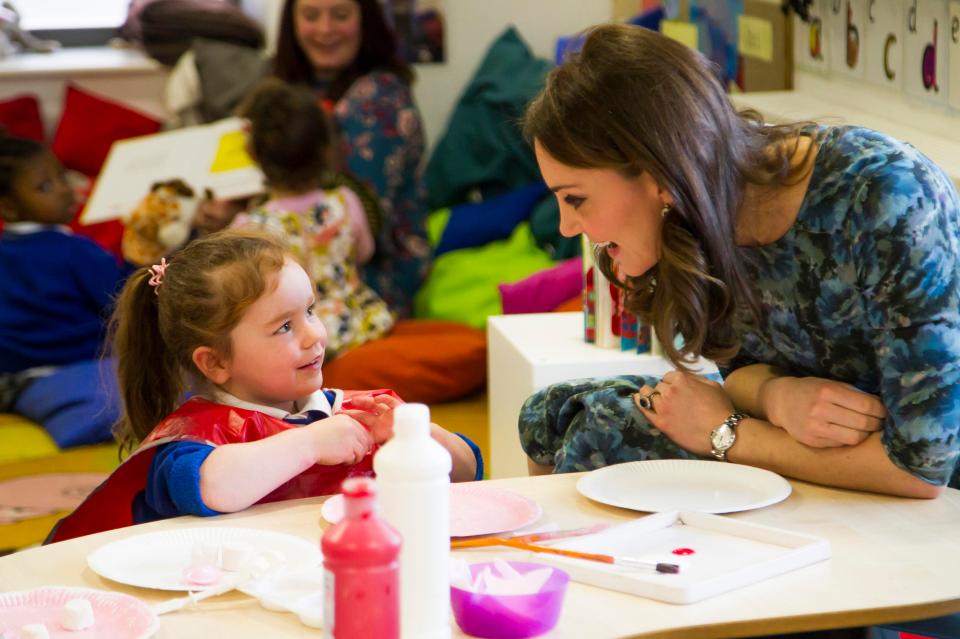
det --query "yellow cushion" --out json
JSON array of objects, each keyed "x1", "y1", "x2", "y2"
[{"x1": 0, "y1": 414, "x2": 59, "y2": 464}]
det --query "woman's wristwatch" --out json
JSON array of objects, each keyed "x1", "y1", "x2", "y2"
[{"x1": 709, "y1": 413, "x2": 747, "y2": 461}]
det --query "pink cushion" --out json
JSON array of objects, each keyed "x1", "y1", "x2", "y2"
[
  {"x1": 499, "y1": 257, "x2": 583, "y2": 314},
  {"x1": 0, "y1": 94, "x2": 44, "y2": 141},
  {"x1": 52, "y1": 85, "x2": 162, "y2": 177}
]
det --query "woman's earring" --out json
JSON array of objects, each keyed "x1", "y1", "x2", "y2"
[{"x1": 660, "y1": 203, "x2": 672, "y2": 218}]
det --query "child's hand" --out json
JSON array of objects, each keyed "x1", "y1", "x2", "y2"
[
  {"x1": 307, "y1": 414, "x2": 373, "y2": 465},
  {"x1": 341, "y1": 394, "x2": 403, "y2": 444}
]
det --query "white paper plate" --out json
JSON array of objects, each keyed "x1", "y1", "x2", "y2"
[
  {"x1": 0, "y1": 586, "x2": 158, "y2": 638},
  {"x1": 321, "y1": 483, "x2": 542, "y2": 537},
  {"x1": 576, "y1": 460, "x2": 792, "y2": 514},
  {"x1": 88, "y1": 527, "x2": 322, "y2": 591}
]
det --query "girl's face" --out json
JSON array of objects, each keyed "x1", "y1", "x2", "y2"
[
  {"x1": 2, "y1": 151, "x2": 75, "y2": 225},
  {"x1": 535, "y1": 140, "x2": 668, "y2": 278},
  {"x1": 294, "y1": 0, "x2": 362, "y2": 78},
  {"x1": 216, "y1": 259, "x2": 328, "y2": 411}
]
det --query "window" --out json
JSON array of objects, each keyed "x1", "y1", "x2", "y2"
[
  {"x1": 19, "y1": 0, "x2": 128, "y2": 30},
  {"x1": 17, "y1": 0, "x2": 128, "y2": 47}
]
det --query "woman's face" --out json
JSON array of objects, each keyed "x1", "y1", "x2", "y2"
[
  {"x1": 294, "y1": 0, "x2": 362, "y2": 78},
  {"x1": 535, "y1": 140, "x2": 668, "y2": 278}
]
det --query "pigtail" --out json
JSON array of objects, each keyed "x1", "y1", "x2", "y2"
[{"x1": 108, "y1": 268, "x2": 184, "y2": 456}]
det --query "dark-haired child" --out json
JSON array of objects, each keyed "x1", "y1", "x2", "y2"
[
  {"x1": 0, "y1": 136, "x2": 129, "y2": 447},
  {"x1": 232, "y1": 78, "x2": 394, "y2": 358}
]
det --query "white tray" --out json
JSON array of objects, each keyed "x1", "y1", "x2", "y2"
[{"x1": 528, "y1": 511, "x2": 830, "y2": 604}]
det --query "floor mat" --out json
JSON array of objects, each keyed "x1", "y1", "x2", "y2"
[{"x1": 0, "y1": 444, "x2": 118, "y2": 554}]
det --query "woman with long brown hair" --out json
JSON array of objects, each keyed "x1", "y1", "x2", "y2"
[
  {"x1": 519, "y1": 24, "x2": 960, "y2": 498},
  {"x1": 273, "y1": 0, "x2": 428, "y2": 319}
]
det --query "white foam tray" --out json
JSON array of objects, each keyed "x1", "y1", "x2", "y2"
[{"x1": 529, "y1": 510, "x2": 830, "y2": 604}]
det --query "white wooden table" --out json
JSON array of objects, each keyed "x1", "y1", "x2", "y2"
[{"x1": 3, "y1": 473, "x2": 959, "y2": 638}]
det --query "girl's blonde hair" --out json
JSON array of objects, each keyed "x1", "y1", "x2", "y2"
[
  {"x1": 109, "y1": 229, "x2": 288, "y2": 455},
  {"x1": 524, "y1": 24, "x2": 815, "y2": 369}
]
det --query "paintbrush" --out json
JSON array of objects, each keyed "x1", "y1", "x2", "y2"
[{"x1": 451, "y1": 526, "x2": 679, "y2": 574}]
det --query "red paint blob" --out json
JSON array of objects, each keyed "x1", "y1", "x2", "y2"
[{"x1": 671, "y1": 547, "x2": 695, "y2": 556}]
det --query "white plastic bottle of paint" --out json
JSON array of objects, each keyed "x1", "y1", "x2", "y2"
[{"x1": 374, "y1": 403, "x2": 452, "y2": 639}]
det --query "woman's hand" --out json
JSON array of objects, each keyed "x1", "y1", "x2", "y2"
[
  {"x1": 341, "y1": 394, "x2": 403, "y2": 444},
  {"x1": 760, "y1": 376, "x2": 886, "y2": 447},
  {"x1": 306, "y1": 414, "x2": 373, "y2": 465},
  {"x1": 636, "y1": 371, "x2": 735, "y2": 456}
]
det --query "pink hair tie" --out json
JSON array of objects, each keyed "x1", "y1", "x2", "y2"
[{"x1": 148, "y1": 258, "x2": 169, "y2": 295}]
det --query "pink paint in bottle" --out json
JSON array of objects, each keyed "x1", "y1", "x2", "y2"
[{"x1": 321, "y1": 477, "x2": 401, "y2": 639}]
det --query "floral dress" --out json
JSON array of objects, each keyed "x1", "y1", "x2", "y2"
[
  {"x1": 236, "y1": 187, "x2": 395, "y2": 358},
  {"x1": 519, "y1": 126, "x2": 960, "y2": 489},
  {"x1": 325, "y1": 71, "x2": 430, "y2": 318}
]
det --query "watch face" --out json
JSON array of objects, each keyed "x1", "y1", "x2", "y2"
[{"x1": 713, "y1": 424, "x2": 735, "y2": 449}]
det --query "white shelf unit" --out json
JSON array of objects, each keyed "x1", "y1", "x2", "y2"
[{"x1": 486, "y1": 313, "x2": 717, "y2": 479}]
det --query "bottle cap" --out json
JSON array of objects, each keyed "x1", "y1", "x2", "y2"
[
  {"x1": 394, "y1": 403, "x2": 431, "y2": 438},
  {"x1": 342, "y1": 477, "x2": 377, "y2": 519}
]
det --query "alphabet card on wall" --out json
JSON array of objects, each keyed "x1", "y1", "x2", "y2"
[
  {"x1": 828, "y1": 0, "x2": 867, "y2": 79},
  {"x1": 903, "y1": 0, "x2": 949, "y2": 105},
  {"x1": 794, "y1": 0, "x2": 830, "y2": 73},
  {"x1": 949, "y1": 0, "x2": 960, "y2": 110},
  {"x1": 865, "y1": 0, "x2": 905, "y2": 88}
]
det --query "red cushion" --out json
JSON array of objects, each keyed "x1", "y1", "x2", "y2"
[
  {"x1": 322, "y1": 320, "x2": 487, "y2": 404},
  {"x1": 0, "y1": 94, "x2": 44, "y2": 141},
  {"x1": 51, "y1": 85, "x2": 162, "y2": 177}
]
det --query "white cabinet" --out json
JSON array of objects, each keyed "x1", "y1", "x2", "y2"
[{"x1": 486, "y1": 313, "x2": 718, "y2": 479}]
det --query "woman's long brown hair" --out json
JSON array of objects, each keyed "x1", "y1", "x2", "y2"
[
  {"x1": 524, "y1": 24, "x2": 815, "y2": 369},
  {"x1": 108, "y1": 229, "x2": 287, "y2": 456}
]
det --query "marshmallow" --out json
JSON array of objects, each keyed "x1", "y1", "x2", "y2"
[
  {"x1": 220, "y1": 542, "x2": 253, "y2": 572},
  {"x1": 61, "y1": 598, "x2": 95, "y2": 631},
  {"x1": 21, "y1": 624, "x2": 49, "y2": 639}
]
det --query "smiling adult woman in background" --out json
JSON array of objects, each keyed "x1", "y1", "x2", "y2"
[
  {"x1": 518, "y1": 24, "x2": 960, "y2": 499},
  {"x1": 273, "y1": 0, "x2": 429, "y2": 317}
]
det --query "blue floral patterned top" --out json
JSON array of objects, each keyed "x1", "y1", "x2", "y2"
[
  {"x1": 724, "y1": 126, "x2": 960, "y2": 488},
  {"x1": 326, "y1": 71, "x2": 430, "y2": 318}
]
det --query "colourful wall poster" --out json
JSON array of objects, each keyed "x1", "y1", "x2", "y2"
[
  {"x1": 864, "y1": 0, "x2": 905, "y2": 89},
  {"x1": 793, "y1": 0, "x2": 831, "y2": 73},
  {"x1": 949, "y1": 0, "x2": 960, "y2": 111},
  {"x1": 827, "y1": 0, "x2": 867, "y2": 79},
  {"x1": 903, "y1": 0, "x2": 949, "y2": 105}
]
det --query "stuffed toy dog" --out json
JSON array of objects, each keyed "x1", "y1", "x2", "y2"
[{"x1": 121, "y1": 179, "x2": 203, "y2": 265}]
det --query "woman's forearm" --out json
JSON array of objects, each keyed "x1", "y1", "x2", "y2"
[
  {"x1": 731, "y1": 417, "x2": 943, "y2": 499},
  {"x1": 721, "y1": 363, "x2": 781, "y2": 418}
]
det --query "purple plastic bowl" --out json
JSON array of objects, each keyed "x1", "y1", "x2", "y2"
[{"x1": 449, "y1": 561, "x2": 570, "y2": 639}]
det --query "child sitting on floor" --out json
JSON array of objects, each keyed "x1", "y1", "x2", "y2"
[
  {"x1": 48, "y1": 229, "x2": 481, "y2": 543},
  {"x1": 0, "y1": 135, "x2": 129, "y2": 448},
  {"x1": 231, "y1": 78, "x2": 394, "y2": 359}
]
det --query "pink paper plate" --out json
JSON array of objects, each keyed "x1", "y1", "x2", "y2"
[
  {"x1": 0, "y1": 586, "x2": 158, "y2": 638},
  {"x1": 321, "y1": 483, "x2": 542, "y2": 537}
]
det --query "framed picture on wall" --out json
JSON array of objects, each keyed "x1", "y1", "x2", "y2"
[{"x1": 381, "y1": 0, "x2": 445, "y2": 63}]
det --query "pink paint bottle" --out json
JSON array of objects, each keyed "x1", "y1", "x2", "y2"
[{"x1": 321, "y1": 477, "x2": 401, "y2": 639}]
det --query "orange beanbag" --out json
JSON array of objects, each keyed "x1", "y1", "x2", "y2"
[{"x1": 323, "y1": 320, "x2": 486, "y2": 404}]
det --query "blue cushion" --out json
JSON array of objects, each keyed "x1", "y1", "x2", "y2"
[
  {"x1": 435, "y1": 182, "x2": 547, "y2": 256},
  {"x1": 13, "y1": 358, "x2": 120, "y2": 448}
]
